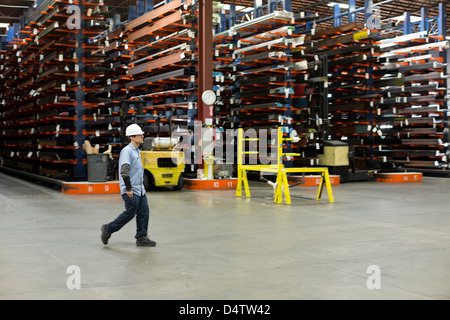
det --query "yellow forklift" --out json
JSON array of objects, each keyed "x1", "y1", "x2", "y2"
[
  {"x1": 121, "y1": 101, "x2": 185, "y2": 191},
  {"x1": 141, "y1": 131, "x2": 185, "y2": 191}
]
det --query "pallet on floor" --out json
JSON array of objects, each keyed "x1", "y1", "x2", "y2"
[
  {"x1": 376, "y1": 172, "x2": 423, "y2": 183},
  {"x1": 183, "y1": 178, "x2": 238, "y2": 190},
  {"x1": 62, "y1": 181, "x2": 121, "y2": 194}
]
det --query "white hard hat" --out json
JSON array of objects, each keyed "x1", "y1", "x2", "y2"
[{"x1": 125, "y1": 124, "x2": 145, "y2": 136}]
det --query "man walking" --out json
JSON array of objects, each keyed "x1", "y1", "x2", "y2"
[{"x1": 101, "y1": 124, "x2": 156, "y2": 247}]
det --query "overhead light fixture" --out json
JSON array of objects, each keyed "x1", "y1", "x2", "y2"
[
  {"x1": 0, "y1": 23, "x2": 9, "y2": 29},
  {"x1": 327, "y1": 2, "x2": 350, "y2": 9}
]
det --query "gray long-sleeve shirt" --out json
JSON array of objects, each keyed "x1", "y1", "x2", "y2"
[{"x1": 119, "y1": 143, "x2": 145, "y2": 196}]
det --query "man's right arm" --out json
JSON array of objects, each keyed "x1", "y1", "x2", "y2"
[{"x1": 121, "y1": 163, "x2": 133, "y2": 196}]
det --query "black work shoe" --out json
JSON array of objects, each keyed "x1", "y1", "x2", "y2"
[
  {"x1": 101, "y1": 224, "x2": 111, "y2": 245},
  {"x1": 136, "y1": 236, "x2": 156, "y2": 247}
]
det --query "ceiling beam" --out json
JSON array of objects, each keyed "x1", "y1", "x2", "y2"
[
  {"x1": 0, "y1": 5, "x2": 29, "y2": 9},
  {"x1": 0, "y1": 16, "x2": 21, "y2": 21}
]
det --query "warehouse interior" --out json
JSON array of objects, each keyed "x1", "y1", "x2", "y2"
[{"x1": 0, "y1": 0, "x2": 449, "y2": 301}]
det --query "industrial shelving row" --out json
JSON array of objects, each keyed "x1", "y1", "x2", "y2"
[
  {"x1": 0, "y1": 0, "x2": 106, "y2": 180},
  {"x1": 0, "y1": 0, "x2": 201, "y2": 180},
  {"x1": 295, "y1": 22, "x2": 379, "y2": 169},
  {"x1": 1, "y1": 1, "x2": 448, "y2": 182},
  {"x1": 212, "y1": 8, "x2": 326, "y2": 167},
  {"x1": 123, "y1": 0, "x2": 197, "y2": 131},
  {"x1": 82, "y1": 4, "x2": 132, "y2": 163},
  {"x1": 373, "y1": 32, "x2": 449, "y2": 171},
  {"x1": 316, "y1": 24, "x2": 383, "y2": 171},
  {"x1": 118, "y1": 0, "x2": 198, "y2": 172},
  {"x1": 317, "y1": 28, "x2": 449, "y2": 173},
  {"x1": 314, "y1": 2, "x2": 449, "y2": 174}
]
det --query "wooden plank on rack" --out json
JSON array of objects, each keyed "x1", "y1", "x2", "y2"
[
  {"x1": 383, "y1": 84, "x2": 438, "y2": 94},
  {"x1": 38, "y1": 22, "x2": 59, "y2": 40},
  {"x1": 403, "y1": 72, "x2": 446, "y2": 83},
  {"x1": 127, "y1": 10, "x2": 183, "y2": 43},
  {"x1": 29, "y1": 0, "x2": 56, "y2": 23},
  {"x1": 398, "y1": 128, "x2": 438, "y2": 134},
  {"x1": 126, "y1": 52, "x2": 185, "y2": 76},
  {"x1": 397, "y1": 106, "x2": 440, "y2": 114},
  {"x1": 238, "y1": 75, "x2": 284, "y2": 87},
  {"x1": 36, "y1": 65, "x2": 59, "y2": 81},
  {"x1": 238, "y1": 113, "x2": 280, "y2": 122},
  {"x1": 125, "y1": 68, "x2": 191, "y2": 88},
  {"x1": 328, "y1": 54, "x2": 368, "y2": 67},
  {"x1": 36, "y1": 6, "x2": 59, "y2": 27},
  {"x1": 124, "y1": 0, "x2": 192, "y2": 32},
  {"x1": 39, "y1": 51, "x2": 58, "y2": 65},
  {"x1": 305, "y1": 22, "x2": 361, "y2": 42},
  {"x1": 328, "y1": 101, "x2": 372, "y2": 112},
  {"x1": 232, "y1": 102, "x2": 287, "y2": 111},
  {"x1": 401, "y1": 139, "x2": 441, "y2": 145},
  {"x1": 239, "y1": 51, "x2": 285, "y2": 64},
  {"x1": 36, "y1": 39, "x2": 57, "y2": 55},
  {"x1": 96, "y1": 27, "x2": 124, "y2": 44}
]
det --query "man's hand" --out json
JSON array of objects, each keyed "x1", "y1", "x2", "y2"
[{"x1": 126, "y1": 190, "x2": 133, "y2": 198}]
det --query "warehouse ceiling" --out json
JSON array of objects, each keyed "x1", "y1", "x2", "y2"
[
  {"x1": 0, "y1": 0, "x2": 34, "y2": 22},
  {"x1": 0, "y1": 0, "x2": 34, "y2": 36},
  {"x1": 215, "y1": 0, "x2": 450, "y2": 34},
  {"x1": 104, "y1": 0, "x2": 449, "y2": 34},
  {"x1": 0, "y1": 0, "x2": 448, "y2": 35}
]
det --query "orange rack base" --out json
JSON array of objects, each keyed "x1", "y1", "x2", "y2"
[
  {"x1": 62, "y1": 181, "x2": 121, "y2": 195},
  {"x1": 288, "y1": 175, "x2": 341, "y2": 187},
  {"x1": 183, "y1": 178, "x2": 238, "y2": 190},
  {"x1": 376, "y1": 172, "x2": 423, "y2": 183}
]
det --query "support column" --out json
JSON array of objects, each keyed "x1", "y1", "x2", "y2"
[
  {"x1": 146, "y1": 0, "x2": 154, "y2": 12},
  {"x1": 113, "y1": 14, "x2": 121, "y2": 30},
  {"x1": 6, "y1": 25, "x2": 13, "y2": 43},
  {"x1": 254, "y1": 0, "x2": 263, "y2": 19},
  {"x1": 403, "y1": 12, "x2": 411, "y2": 35},
  {"x1": 219, "y1": 11, "x2": 227, "y2": 33},
  {"x1": 438, "y1": 2, "x2": 446, "y2": 38},
  {"x1": 229, "y1": 4, "x2": 236, "y2": 28},
  {"x1": 320, "y1": 55, "x2": 329, "y2": 140},
  {"x1": 333, "y1": 4, "x2": 341, "y2": 27},
  {"x1": 282, "y1": 0, "x2": 291, "y2": 12},
  {"x1": 137, "y1": 0, "x2": 145, "y2": 16},
  {"x1": 19, "y1": 15, "x2": 24, "y2": 39},
  {"x1": 198, "y1": 0, "x2": 213, "y2": 125},
  {"x1": 364, "y1": 0, "x2": 373, "y2": 27},
  {"x1": 74, "y1": 4, "x2": 86, "y2": 180},
  {"x1": 348, "y1": 0, "x2": 356, "y2": 23},
  {"x1": 420, "y1": 7, "x2": 428, "y2": 32},
  {"x1": 268, "y1": 0, "x2": 277, "y2": 13},
  {"x1": 306, "y1": 12, "x2": 313, "y2": 31},
  {"x1": 129, "y1": 5, "x2": 137, "y2": 21},
  {"x1": 445, "y1": 46, "x2": 450, "y2": 154},
  {"x1": 13, "y1": 23, "x2": 19, "y2": 39}
]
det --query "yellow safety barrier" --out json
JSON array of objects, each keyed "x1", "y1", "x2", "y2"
[{"x1": 236, "y1": 127, "x2": 334, "y2": 204}]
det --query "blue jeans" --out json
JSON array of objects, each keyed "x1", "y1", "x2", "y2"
[{"x1": 106, "y1": 194, "x2": 149, "y2": 239}]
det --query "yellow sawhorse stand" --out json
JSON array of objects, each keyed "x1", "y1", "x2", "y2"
[{"x1": 235, "y1": 127, "x2": 335, "y2": 205}]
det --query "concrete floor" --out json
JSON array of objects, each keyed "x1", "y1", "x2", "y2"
[{"x1": 0, "y1": 172, "x2": 449, "y2": 300}]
